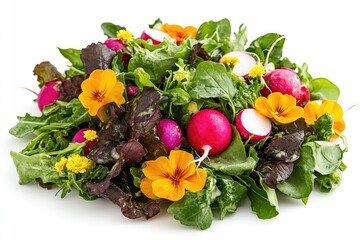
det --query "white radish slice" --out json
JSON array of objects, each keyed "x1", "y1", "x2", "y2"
[
  {"x1": 219, "y1": 51, "x2": 258, "y2": 77},
  {"x1": 235, "y1": 108, "x2": 272, "y2": 142},
  {"x1": 140, "y1": 29, "x2": 170, "y2": 45}
]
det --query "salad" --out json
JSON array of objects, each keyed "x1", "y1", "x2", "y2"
[{"x1": 9, "y1": 18, "x2": 347, "y2": 230}]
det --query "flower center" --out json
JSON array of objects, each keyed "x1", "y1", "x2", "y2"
[
  {"x1": 170, "y1": 168, "x2": 183, "y2": 185},
  {"x1": 92, "y1": 90, "x2": 105, "y2": 102}
]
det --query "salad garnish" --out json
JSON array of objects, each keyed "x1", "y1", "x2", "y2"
[{"x1": 9, "y1": 18, "x2": 348, "y2": 230}]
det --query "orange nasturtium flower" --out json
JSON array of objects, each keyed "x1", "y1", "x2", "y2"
[
  {"x1": 255, "y1": 92, "x2": 304, "y2": 124},
  {"x1": 303, "y1": 100, "x2": 345, "y2": 134},
  {"x1": 140, "y1": 150, "x2": 207, "y2": 202},
  {"x1": 79, "y1": 69, "x2": 125, "y2": 122},
  {"x1": 161, "y1": 23, "x2": 197, "y2": 44}
]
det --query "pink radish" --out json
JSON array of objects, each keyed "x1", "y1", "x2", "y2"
[
  {"x1": 157, "y1": 119, "x2": 183, "y2": 152},
  {"x1": 104, "y1": 38, "x2": 126, "y2": 52},
  {"x1": 235, "y1": 108, "x2": 272, "y2": 142},
  {"x1": 126, "y1": 86, "x2": 139, "y2": 99},
  {"x1": 261, "y1": 68, "x2": 310, "y2": 106},
  {"x1": 72, "y1": 128, "x2": 98, "y2": 155},
  {"x1": 187, "y1": 109, "x2": 232, "y2": 159},
  {"x1": 37, "y1": 80, "x2": 61, "y2": 111},
  {"x1": 219, "y1": 51, "x2": 258, "y2": 77},
  {"x1": 140, "y1": 29, "x2": 170, "y2": 45}
]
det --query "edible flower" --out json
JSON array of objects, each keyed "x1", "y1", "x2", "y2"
[
  {"x1": 161, "y1": 23, "x2": 197, "y2": 44},
  {"x1": 248, "y1": 64, "x2": 266, "y2": 78},
  {"x1": 116, "y1": 29, "x2": 133, "y2": 44},
  {"x1": 55, "y1": 154, "x2": 93, "y2": 174},
  {"x1": 255, "y1": 92, "x2": 304, "y2": 124},
  {"x1": 79, "y1": 69, "x2": 125, "y2": 122},
  {"x1": 220, "y1": 56, "x2": 239, "y2": 67},
  {"x1": 83, "y1": 129, "x2": 98, "y2": 141},
  {"x1": 140, "y1": 150, "x2": 207, "y2": 201},
  {"x1": 303, "y1": 99, "x2": 345, "y2": 134}
]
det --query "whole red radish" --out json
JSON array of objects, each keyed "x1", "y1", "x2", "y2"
[
  {"x1": 261, "y1": 68, "x2": 309, "y2": 106},
  {"x1": 140, "y1": 29, "x2": 170, "y2": 45},
  {"x1": 37, "y1": 80, "x2": 61, "y2": 111},
  {"x1": 72, "y1": 128, "x2": 98, "y2": 155},
  {"x1": 187, "y1": 109, "x2": 232, "y2": 157},
  {"x1": 235, "y1": 108, "x2": 272, "y2": 142},
  {"x1": 104, "y1": 38, "x2": 126, "y2": 52},
  {"x1": 126, "y1": 86, "x2": 139, "y2": 99},
  {"x1": 157, "y1": 119, "x2": 183, "y2": 153}
]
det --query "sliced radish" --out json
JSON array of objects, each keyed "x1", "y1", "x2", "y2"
[
  {"x1": 140, "y1": 29, "x2": 170, "y2": 45},
  {"x1": 219, "y1": 51, "x2": 258, "y2": 77},
  {"x1": 235, "y1": 108, "x2": 272, "y2": 142}
]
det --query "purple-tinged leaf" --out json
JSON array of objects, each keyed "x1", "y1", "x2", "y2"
[
  {"x1": 116, "y1": 139, "x2": 147, "y2": 166},
  {"x1": 33, "y1": 61, "x2": 64, "y2": 88},
  {"x1": 80, "y1": 42, "x2": 116, "y2": 75},
  {"x1": 58, "y1": 75, "x2": 85, "y2": 102}
]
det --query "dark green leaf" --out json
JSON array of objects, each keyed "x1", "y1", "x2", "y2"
[
  {"x1": 167, "y1": 88, "x2": 191, "y2": 106},
  {"x1": 314, "y1": 113, "x2": 334, "y2": 141},
  {"x1": 247, "y1": 33, "x2": 284, "y2": 64},
  {"x1": 101, "y1": 22, "x2": 125, "y2": 38},
  {"x1": 58, "y1": 47, "x2": 84, "y2": 68},
  {"x1": 196, "y1": 18, "x2": 231, "y2": 41},
  {"x1": 206, "y1": 126, "x2": 257, "y2": 175}
]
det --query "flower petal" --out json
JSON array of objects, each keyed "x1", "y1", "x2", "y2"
[
  {"x1": 303, "y1": 101, "x2": 320, "y2": 124},
  {"x1": 99, "y1": 69, "x2": 117, "y2": 95},
  {"x1": 152, "y1": 178, "x2": 185, "y2": 201},
  {"x1": 142, "y1": 156, "x2": 171, "y2": 180},
  {"x1": 319, "y1": 100, "x2": 344, "y2": 120},
  {"x1": 183, "y1": 168, "x2": 207, "y2": 192},
  {"x1": 255, "y1": 97, "x2": 275, "y2": 118},
  {"x1": 274, "y1": 106, "x2": 304, "y2": 124},
  {"x1": 334, "y1": 119, "x2": 346, "y2": 133},
  {"x1": 168, "y1": 150, "x2": 195, "y2": 177},
  {"x1": 140, "y1": 177, "x2": 157, "y2": 199},
  {"x1": 109, "y1": 81, "x2": 126, "y2": 106}
]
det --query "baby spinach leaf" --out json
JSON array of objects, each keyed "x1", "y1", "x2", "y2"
[
  {"x1": 304, "y1": 141, "x2": 343, "y2": 175},
  {"x1": 309, "y1": 77, "x2": 340, "y2": 101},
  {"x1": 241, "y1": 175, "x2": 279, "y2": 219},
  {"x1": 247, "y1": 33, "x2": 284, "y2": 64},
  {"x1": 196, "y1": 18, "x2": 231, "y2": 41},
  {"x1": 217, "y1": 178, "x2": 247, "y2": 219},
  {"x1": 101, "y1": 22, "x2": 125, "y2": 38},
  {"x1": 58, "y1": 47, "x2": 84, "y2": 69},
  {"x1": 189, "y1": 61, "x2": 236, "y2": 101},
  {"x1": 277, "y1": 145, "x2": 315, "y2": 199},
  {"x1": 167, "y1": 170, "x2": 220, "y2": 230},
  {"x1": 206, "y1": 126, "x2": 257, "y2": 176}
]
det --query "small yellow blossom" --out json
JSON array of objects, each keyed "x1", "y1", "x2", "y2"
[
  {"x1": 116, "y1": 29, "x2": 133, "y2": 44},
  {"x1": 83, "y1": 130, "x2": 98, "y2": 141},
  {"x1": 55, "y1": 157, "x2": 67, "y2": 173},
  {"x1": 248, "y1": 64, "x2": 266, "y2": 78},
  {"x1": 255, "y1": 92, "x2": 304, "y2": 124},
  {"x1": 65, "y1": 154, "x2": 93, "y2": 174},
  {"x1": 220, "y1": 56, "x2": 239, "y2": 67},
  {"x1": 140, "y1": 150, "x2": 207, "y2": 201}
]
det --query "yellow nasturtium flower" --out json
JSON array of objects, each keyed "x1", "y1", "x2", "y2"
[
  {"x1": 303, "y1": 99, "x2": 345, "y2": 134},
  {"x1": 79, "y1": 69, "x2": 125, "y2": 122},
  {"x1": 255, "y1": 92, "x2": 304, "y2": 124},
  {"x1": 140, "y1": 150, "x2": 207, "y2": 202}
]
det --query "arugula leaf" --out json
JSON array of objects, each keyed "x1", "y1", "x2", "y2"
[
  {"x1": 223, "y1": 23, "x2": 247, "y2": 53},
  {"x1": 241, "y1": 175, "x2": 279, "y2": 219},
  {"x1": 167, "y1": 170, "x2": 220, "y2": 230},
  {"x1": 9, "y1": 99, "x2": 90, "y2": 138},
  {"x1": 10, "y1": 143, "x2": 83, "y2": 184},
  {"x1": 128, "y1": 39, "x2": 191, "y2": 85},
  {"x1": 58, "y1": 48, "x2": 84, "y2": 68},
  {"x1": 101, "y1": 22, "x2": 125, "y2": 38},
  {"x1": 206, "y1": 126, "x2": 257, "y2": 175}
]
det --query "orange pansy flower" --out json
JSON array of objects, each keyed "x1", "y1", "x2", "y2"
[
  {"x1": 161, "y1": 23, "x2": 197, "y2": 44},
  {"x1": 79, "y1": 69, "x2": 125, "y2": 122},
  {"x1": 303, "y1": 100, "x2": 345, "y2": 134},
  {"x1": 255, "y1": 92, "x2": 304, "y2": 124},
  {"x1": 140, "y1": 150, "x2": 207, "y2": 201}
]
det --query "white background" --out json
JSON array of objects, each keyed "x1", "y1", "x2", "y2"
[{"x1": 1, "y1": 0, "x2": 360, "y2": 239}]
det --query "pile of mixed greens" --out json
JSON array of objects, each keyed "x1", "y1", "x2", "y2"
[{"x1": 9, "y1": 18, "x2": 347, "y2": 230}]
